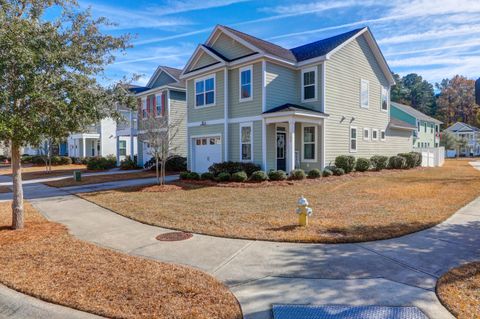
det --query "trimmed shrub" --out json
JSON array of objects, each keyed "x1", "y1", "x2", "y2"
[
  {"x1": 179, "y1": 171, "x2": 190, "y2": 180},
  {"x1": 410, "y1": 151, "x2": 422, "y2": 167},
  {"x1": 120, "y1": 156, "x2": 139, "y2": 170},
  {"x1": 231, "y1": 171, "x2": 248, "y2": 182},
  {"x1": 145, "y1": 156, "x2": 187, "y2": 172},
  {"x1": 70, "y1": 157, "x2": 88, "y2": 165},
  {"x1": 216, "y1": 172, "x2": 231, "y2": 182},
  {"x1": 355, "y1": 158, "x2": 371, "y2": 172},
  {"x1": 388, "y1": 156, "x2": 406, "y2": 169},
  {"x1": 208, "y1": 161, "x2": 261, "y2": 177},
  {"x1": 268, "y1": 170, "x2": 287, "y2": 181},
  {"x1": 86, "y1": 156, "x2": 117, "y2": 170},
  {"x1": 249, "y1": 170, "x2": 268, "y2": 182},
  {"x1": 200, "y1": 172, "x2": 215, "y2": 181},
  {"x1": 398, "y1": 153, "x2": 416, "y2": 169},
  {"x1": 308, "y1": 168, "x2": 322, "y2": 179},
  {"x1": 187, "y1": 172, "x2": 200, "y2": 180},
  {"x1": 370, "y1": 155, "x2": 389, "y2": 171},
  {"x1": 335, "y1": 155, "x2": 356, "y2": 173},
  {"x1": 289, "y1": 169, "x2": 306, "y2": 180},
  {"x1": 322, "y1": 169, "x2": 333, "y2": 177},
  {"x1": 333, "y1": 167, "x2": 345, "y2": 176}
]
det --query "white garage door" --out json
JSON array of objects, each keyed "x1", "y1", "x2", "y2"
[{"x1": 193, "y1": 136, "x2": 222, "y2": 173}]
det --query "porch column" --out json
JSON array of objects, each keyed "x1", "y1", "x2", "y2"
[
  {"x1": 130, "y1": 111, "x2": 135, "y2": 158},
  {"x1": 116, "y1": 136, "x2": 120, "y2": 166},
  {"x1": 287, "y1": 119, "x2": 295, "y2": 174},
  {"x1": 82, "y1": 137, "x2": 86, "y2": 158}
]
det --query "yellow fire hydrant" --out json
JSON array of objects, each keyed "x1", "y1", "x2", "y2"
[{"x1": 296, "y1": 195, "x2": 312, "y2": 226}]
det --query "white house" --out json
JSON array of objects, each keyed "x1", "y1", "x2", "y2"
[{"x1": 444, "y1": 122, "x2": 480, "y2": 157}]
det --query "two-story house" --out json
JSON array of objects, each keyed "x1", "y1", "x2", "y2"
[
  {"x1": 181, "y1": 25, "x2": 414, "y2": 173},
  {"x1": 390, "y1": 102, "x2": 442, "y2": 149},
  {"x1": 444, "y1": 122, "x2": 480, "y2": 156},
  {"x1": 67, "y1": 119, "x2": 118, "y2": 158},
  {"x1": 134, "y1": 66, "x2": 187, "y2": 166}
]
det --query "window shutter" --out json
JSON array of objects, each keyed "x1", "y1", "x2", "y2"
[
  {"x1": 152, "y1": 95, "x2": 156, "y2": 116},
  {"x1": 146, "y1": 96, "x2": 151, "y2": 115},
  {"x1": 137, "y1": 98, "x2": 142, "y2": 117},
  {"x1": 162, "y1": 92, "x2": 166, "y2": 117}
]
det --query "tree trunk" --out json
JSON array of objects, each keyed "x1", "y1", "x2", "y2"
[
  {"x1": 155, "y1": 157, "x2": 160, "y2": 185},
  {"x1": 11, "y1": 142, "x2": 24, "y2": 230}
]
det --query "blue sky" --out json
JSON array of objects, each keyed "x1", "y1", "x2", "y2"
[{"x1": 79, "y1": 0, "x2": 480, "y2": 86}]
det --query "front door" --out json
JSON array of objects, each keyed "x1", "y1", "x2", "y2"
[{"x1": 276, "y1": 132, "x2": 286, "y2": 171}]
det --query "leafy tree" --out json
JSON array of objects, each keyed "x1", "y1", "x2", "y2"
[
  {"x1": 391, "y1": 73, "x2": 436, "y2": 115},
  {"x1": 440, "y1": 131, "x2": 457, "y2": 150},
  {"x1": 436, "y1": 75, "x2": 478, "y2": 127},
  {"x1": 0, "y1": 0, "x2": 135, "y2": 229}
]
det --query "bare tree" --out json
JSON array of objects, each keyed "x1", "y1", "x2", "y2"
[{"x1": 142, "y1": 116, "x2": 182, "y2": 185}]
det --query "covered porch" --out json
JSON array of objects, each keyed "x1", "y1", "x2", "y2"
[
  {"x1": 68, "y1": 133, "x2": 101, "y2": 158},
  {"x1": 262, "y1": 104, "x2": 328, "y2": 173}
]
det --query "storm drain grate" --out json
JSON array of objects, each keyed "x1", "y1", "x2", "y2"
[
  {"x1": 272, "y1": 305, "x2": 429, "y2": 319},
  {"x1": 156, "y1": 232, "x2": 193, "y2": 241}
]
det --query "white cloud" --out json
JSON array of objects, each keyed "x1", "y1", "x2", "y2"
[
  {"x1": 378, "y1": 25, "x2": 480, "y2": 44},
  {"x1": 383, "y1": 41, "x2": 480, "y2": 56},
  {"x1": 151, "y1": 0, "x2": 251, "y2": 15},
  {"x1": 133, "y1": 27, "x2": 213, "y2": 46}
]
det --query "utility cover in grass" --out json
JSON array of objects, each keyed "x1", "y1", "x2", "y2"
[{"x1": 272, "y1": 305, "x2": 428, "y2": 319}]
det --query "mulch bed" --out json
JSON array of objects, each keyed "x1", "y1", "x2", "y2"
[
  {"x1": 437, "y1": 262, "x2": 480, "y2": 319},
  {"x1": 0, "y1": 202, "x2": 242, "y2": 319}
]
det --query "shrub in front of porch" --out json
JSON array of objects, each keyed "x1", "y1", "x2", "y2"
[
  {"x1": 216, "y1": 172, "x2": 231, "y2": 182},
  {"x1": 335, "y1": 155, "x2": 356, "y2": 173},
  {"x1": 398, "y1": 153, "x2": 416, "y2": 169},
  {"x1": 322, "y1": 168, "x2": 333, "y2": 177},
  {"x1": 231, "y1": 171, "x2": 247, "y2": 182},
  {"x1": 289, "y1": 169, "x2": 306, "y2": 180},
  {"x1": 370, "y1": 155, "x2": 388, "y2": 171},
  {"x1": 86, "y1": 156, "x2": 117, "y2": 170},
  {"x1": 308, "y1": 169, "x2": 322, "y2": 179},
  {"x1": 249, "y1": 171, "x2": 268, "y2": 182},
  {"x1": 200, "y1": 172, "x2": 215, "y2": 181},
  {"x1": 325, "y1": 165, "x2": 345, "y2": 176},
  {"x1": 388, "y1": 156, "x2": 407, "y2": 169},
  {"x1": 355, "y1": 158, "x2": 371, "y2": 172},
  {"x1": 268, "y1": 170, "x2": 287, "y2": 181},
  {"x1": 208, "y1": 162, "x2": 261, "y2": 177}
]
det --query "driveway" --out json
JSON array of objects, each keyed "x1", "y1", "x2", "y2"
[{"x1": 1, "y1": 173, "x2": 479, "y2": 318}]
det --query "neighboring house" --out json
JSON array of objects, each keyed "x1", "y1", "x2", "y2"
[
  {"x1": 67, "y1": 119, "x2": 118, "y2": 158},
  {"x1": 180, "y1": 25, "x2": 414, "y2": 173},
  {"x1": 22, "y1": 140, "x2": 68, "y2": 157},
  {"x1": 444, "y1": 122, "x2": 480, "y2": 157},
  {"x1": 0, "y1": 141, "x2": 9, "y2": 158},
  {"x1": 390, "y1": 102, "x2": 442, "y2": 148},
  {"x1": 134, "y1": 66, "x2": 187, "y2": 167},
  {"x1": 115, "y1": 100, "x2": 138, "y2": 164}
]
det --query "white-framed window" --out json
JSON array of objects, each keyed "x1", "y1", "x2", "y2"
[
  {"x1": 195, "y1": 75, "x2": 215, "y2": 108},
  {"x1": 360, "y1": 79, "x2": 369, "y2": 108},
  {"x1": 350, "y1": 126, "x2": 357, "y2": 152},
  {"x1": 240, "y1": 123, "x2": 253, "y2": 161},
  {"x1": 301, "y1": 66, "x2": 317, "y2": 102},
  {"x1": 141, "y1": 98, "x2": 147, "y2": 119},
  {"x1": 381, "y1": 86, "x2": 388, "y2": 111},
  {"x1": 380, "y1": 129, "x2": 386, "y2": 141},
  {"x1": 372, "y1": 129, "x2": 379, "y2": 141},
  {"x1": 363, "y1": 128, "x2": 370, "y2": 141},
  {"x1": 119, "y1": 140, "x2": 127, "y2": 156},
  {"x1": 301, "y1": 124, "x2": 317, "y2": 162},
  {"x1": 156, "y1": 94, "x2": 164, "y2": 117},
  {"x1": 239, "y1": 65, "x2": 252, "y2": 102}
]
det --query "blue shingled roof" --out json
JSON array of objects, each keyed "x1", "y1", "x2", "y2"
[
  {"x1": 290, "y1": 28, "x2": 366, "y2": 62},
  {"x1": 129, "y1": 87, "x2": 150, "y2": 94}
]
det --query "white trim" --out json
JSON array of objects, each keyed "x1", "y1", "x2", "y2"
[
  {"x1": 135, "y1": 85, "x2": 185, "y2": 97},
  {"x1": 363, "y1": 127, "x2": 370, "y2": 141},
  {"x1": 349, "y1": 126, "x2": 357, "y2": 153},
  {"x1": 301, "y1": 66, "x2": 318, "y2": 102},
  {"x1": 380, "y1": 129, "x2": 386, "y2": 141},
  {"x1": 194, "y1": 73, "x2": 216, "y2": 108},
  {"x1": 262, "y1": 119, "x2": 267, "y2": 170},
  {"x1": 321, "y1": 121, "x2": 326, "y2": 168},
  {"x1": 381, "y1": 86, "x2": 389, "y2": 112},
  {"x1": 167, "y1": 90, "x2": 171, "y2": 125},
  {"x1": 224, "y1": 67, "x2": 228, "y2": 161},
  {"x1": 181, "y1": 64, "x2": 224, "y2": 80},
  {"x1": 239, "y1": 122, "x2": 253, "y2": 162},
  {"x1": 181, "y1": 45, "x2": 226, "y2": 77},
  {"x1": 239, "y1": 65, "x2": 253, "y2": 102},
  {"x1": 322, "y1": 62, "x2": 326, "y2": 113},
  {"x1": 297, "y1": 56, "x2": 327, "y2": 67},
  {"x1": 187, "y1": 118, "x2": 224, "y2": 127},
  {"x1": 262, "y1": 60, "x2": 266, "y2": 113},
  {"x1": 301, "y1": 123, "x2": 317, "y2": 162},
  {"x1": 372, "y1": 128, "x2": 379, "y2": 141},
  {"x1": 146, "y1": 67, "x2": 180, "y2": 88},
  {"x1": 360, "y1": 79, "x2": 369, "y2": 109},
  {"x1": 263, "y1": 111, "x2": 328, "y2": 120},
  {"x1": 187, "y1": 115, "x2": 263, "y2": 127},
  {"x1": 229, "y1": 115, "x2": 263, "y2": 124}
]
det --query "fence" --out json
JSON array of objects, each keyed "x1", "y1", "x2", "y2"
[{"x1": 415, "y1": 147, "x2": 445, "y2": 167}]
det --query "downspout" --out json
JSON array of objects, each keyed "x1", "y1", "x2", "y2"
[
  {"x1": 261, "y1": 60, "x2": 267, "y2": 170},
  {"x1": 321, "y1": 61, "x2": 327, "y2": 168},
  {"x1": 224, "y1": 67, "x2": 228, "y2": 162}
]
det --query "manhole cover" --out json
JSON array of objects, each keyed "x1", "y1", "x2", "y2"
[{"x1": 156, "y1": 232, "x2": 193, "y2": 241}]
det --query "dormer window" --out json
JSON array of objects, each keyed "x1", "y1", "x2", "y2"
[{"x1": 301, "y1": 67, "x2": 317, "y2": 102}]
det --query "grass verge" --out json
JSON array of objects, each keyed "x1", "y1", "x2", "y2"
[
  {"x1": 437, "y1": 262, "x2": 480, "y2": 319},
  {"x1": 0, "y1": 164, "x2": 88, "y2": 181},
  {"x1": 0, "y1": 202, "x2": 242, "y2": 319},
  {"x1": 80, "y1": 160, "x2": 480, "y2": 243}
]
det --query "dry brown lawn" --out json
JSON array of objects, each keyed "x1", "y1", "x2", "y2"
[
  {"x1": 0, "y1": 164, "x2": 88, "y2": 180},
  {"x1": 81, "y1": 160, "x2": 480, "y2": 243},
  {"x1": 44, "y1": 171, "x2": 157, "y2": 188},
  {"x1": 0, "y1": 202, "x2": 242, "y2": 319},
  {"x1": 437, "y1": 262, "x2": 480, "y2": 319}
]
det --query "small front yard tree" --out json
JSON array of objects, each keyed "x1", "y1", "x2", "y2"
[
  {"x1": 0, "y1": 0, "x2": 135, "y2": 229},
  {"x1": 143, "y1": 116, "x2": 182, "y2": 186}
]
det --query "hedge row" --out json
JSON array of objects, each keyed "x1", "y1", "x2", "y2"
[{"x1": 21, "y1": 155, "x2": 72, "y2": 165}]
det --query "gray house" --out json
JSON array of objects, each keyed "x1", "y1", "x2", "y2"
[
  {"x1": 181, "y1": 25, "x2": 414, "y2": 173},
  {"x1": 134, "y1": 66, "x2": 187, "y2": 166}
]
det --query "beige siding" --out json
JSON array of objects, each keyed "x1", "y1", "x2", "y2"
[
  {"x1": 191, "y1": 53, "x2": 219, "y2": 70},
  {"x1": 266, "y1": 123, "x2": 276, "y2": 170},
  {"x1": 211, "y1": 33, "x2": 254, "y2": 60},
  {"x1": 169, "y1": 90, "x2": 187, "y2": 157},
  {"x1": 294, "y1": 123, "x2": 323, "y2": 171},
  {"x1": 324, "y1": 34, "x2": 402, "y2": 165},
  {"x1": 187, "y1": 70, "x2": 225, "y2": 123},
  {"x1": 228, "y1": 120, "x2": 263, "y2": 167},
  {"x1": 228, "y1": 62, "x2": 263, "y2": 118},
  {"x1": 151, "y1": 71, "x2": 175, "y2": 88}
]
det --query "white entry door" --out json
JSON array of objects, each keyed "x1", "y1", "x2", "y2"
[{"x1": 193, "y1": 136, "x2": 222, "y2": 173}]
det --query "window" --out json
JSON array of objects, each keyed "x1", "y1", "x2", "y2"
[
  {"x1": 381, "y1": 87, "x2": 388, "y2": 111},
  {"x1": 142, "y1": 98, "x2": 147, "y2": 119},
  {"x1": 156, "y1": 94, "x2": 163, "y2": 116},
  {"x1": 417, "y1": 122, "x2": 420, "y2": 131},
  {"x1": 195, "y1": 75, "x2": 215, "y2": 107},
  {"x1": 430, "y1": 123, "x2": 434, "y2": 133},
  {"x1": 350, "y1": 127, "x2": 357, "y2": 152},
  {"x1": 380, "y1": 130, "x2": 386, "y2": 141},
  {"x1": 302, "y1": 125, "x2": 317, "y2": 161},
  {"x1": 372, "y1": 129, "x2": 379, "y2": 141},
  {"x1": 119, "y1": 140, "x2": 126, "y2": 156},
  {"x1": 302, "y1": 67, "x2": 317, "y2": 101},
  {"x1": 363, "y1": 128, "x2": 370, "y2": 141},
  {"x1": 424, "y1": 122, "x2": 427, "y2": 132},
  {"x1": 239, "y1": 66, "x2": 252, "y2": 101},
  {"x1": 360, "y1": 79, "x2": 369, "y2": 108},
  {"x1": 240, "y1": 124, "x2": 252, "y2": 161}
]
